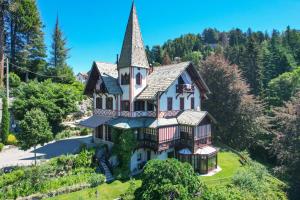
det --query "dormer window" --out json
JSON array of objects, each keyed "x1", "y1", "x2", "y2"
[
  {"x1": 121, "y1": 73, "x2": 130, "y2": 85},
  {"x1": 136, "y1": 72, "x2": 142, "y2": 85}
]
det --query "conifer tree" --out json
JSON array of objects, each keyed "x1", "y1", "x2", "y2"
[
  {"x1": 8, "y1": 0, "x2": 47, "y2": 81},
  {"x1": 49, "y1": 16, "x2": 74, "y2": 83},
  {"x1": 1, "y1": 96, "x2": 9, "y2": 144}
]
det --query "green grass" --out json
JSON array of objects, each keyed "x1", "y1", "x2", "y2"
[
  {"x1": 47, "y1": 180, "x2": 142, "y2": 200},
  {"x1": 201, "y1": 150, "x2": 242, "y2": 186},
  {"x1": 48, "y1": 150, "x2": 242, "y2": 199}
]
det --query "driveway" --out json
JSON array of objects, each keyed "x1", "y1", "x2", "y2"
[{"x1": 0, "y1": 135, "x2": 93, "y2": 168}]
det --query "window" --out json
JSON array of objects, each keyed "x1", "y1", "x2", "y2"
[
  {"x1": 180, "y1": 97, "x2": 184, "y2": 110},
  {"x1": 191, "y1": 97, "x2": 195, "y2": 109},
  {"x1": 147, "y1": 101, "x2": 154, "y2": 111},
  {"x1": 106, "y1": 97, "x2": 113, "y2": 110},
  {"x1": 134, "y1": 101, "x2": 145, "y2": 111},
  {"x1": 136, "y1": 72, "x2": 142, "y2": 85},
  {"x1": 96, "y1": 125, "x2": 104, "y2": 139},
  {"x1": 121, "y1": 73, "x2": 130, "y2": 85},
  {"x1": 178, "y1": 76, "x2": 184, "y2": 84},
  {"x1": 167, "y1": 97, "x2": 173, "y2": 111},
  {"x1": 121, "y1": 101, "x2": 130, "y2": 111},
  {"x1": 96, "y1": 97, "x2": 102, "y2": 109}
]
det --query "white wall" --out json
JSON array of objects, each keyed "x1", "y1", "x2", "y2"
[
  {"x1": 159, "y1": 71, "x2": 201, "y2": 111},
  {"x1": 130, "y1": 148, "x2": 174, "y2": 172},
  {"x1": 132, "y1": 67, "x2": 147, "y2": 98}
]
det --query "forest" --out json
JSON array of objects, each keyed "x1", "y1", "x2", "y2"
[
  {"x1": 0, "y1": 0, "x2": 299, "y2": 199},
  {"x1": 146, "y1": 27, "x2": 300, "y2": 199}
]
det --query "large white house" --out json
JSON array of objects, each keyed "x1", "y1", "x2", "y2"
[{"x1": 81, "y1": 2, "x2": 218, "y2": 174}]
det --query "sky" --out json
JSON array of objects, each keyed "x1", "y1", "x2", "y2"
[{"x1": 36, "y1": 0, "x2": 300, "y2": 74}]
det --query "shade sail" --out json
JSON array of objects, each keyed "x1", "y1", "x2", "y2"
[{"x1": 78, "y1": 115, "x2": 112, "y2": 128}]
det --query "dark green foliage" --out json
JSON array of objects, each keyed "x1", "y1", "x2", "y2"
[
  {"x1": 1, "y1": 96, "x2": 9, "y2": 144},
  {"x1": 48, "y1": 16, "x2": 75, "y2": 84},
  {"x1": 74, "y1": 148, "x2": 95, "y2": 168},
  {"x1": 112, "y1": 128, "x2": 137, "y2": 178},
  {"x1": 8, "y1": 0, "x2": 47, "y2": 81},
  {"x1": 202, "y1": 28, "x2": 219, "y2": 44},
  {"x1": 136, "y1": 159, "x2": 203, "y2": 200},
  {"x1": 18, "y1": 108, "x2": 52, "y2": 151},
  {"x1": 12, "y1": 80, "x2": 83, "y2": 133},
  {"x1": 200, "y1": 55, "x2": 265, "y2": 150}
]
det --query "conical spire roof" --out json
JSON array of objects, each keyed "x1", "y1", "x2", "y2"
[{"x1": 118, "y1": 2, "x2": 149, "y2": 69}]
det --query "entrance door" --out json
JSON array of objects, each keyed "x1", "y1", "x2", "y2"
[{"x1": 147, "y1": 150, "x2": 151, "y2": 161}]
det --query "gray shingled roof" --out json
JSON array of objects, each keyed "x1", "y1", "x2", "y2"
[
  {"x1": 95, "y1": 62, "x2": 122, "y2": 95},
  {"x1": 136, "y1": 62, "x2": 190, "y2": 100},
  {"x1": 177, "y1": 110, "x2": 216, "y2": 126},
  {"x1": 107, "y1": 117, "x2": 178, "y2": 129},
  {"x1": 118, "y1": 3, "x2": 149, "y2": 69},
  {"x1": 79, "y1": 115, "x2": 112, "y2": 128}
]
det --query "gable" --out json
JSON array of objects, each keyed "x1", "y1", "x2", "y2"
[
  {"x1": 136, "y1": 62, "x2": 210, "y2": 100},
  {"x1": 84, "y1": 62, "x2": 122, "y2": 96}
]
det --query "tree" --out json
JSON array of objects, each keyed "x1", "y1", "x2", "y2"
[
  {"x1": 48, "y1": 16, "x2": 74, "y2": 83},
  {"x1": 18, "y1": 108, "x2": 52, "y2": 165},
  {"x1": 1, "y1": 96, "x2": 9, "y2": 143},
  {"x1": 267, "y1": 67, "x2": 300, "y2": 106},
  {"x1": 162, "y1": 51, "x2": 172, "y2": 65},
  {"x1": 12, "y1": 80, "x2": 84, "y2": 133},
  {"x1": 136, "y1": 159, "x2": 204, "y2": 200},
  {"x1": 182, "y1": 51, "x2": 202, "y2": 66},
  {"x1": 202, "y1": 28, "x2": 219, "y2": 44},
  {"x1": 271, "y1": 93, "x2": 300, "y2": 199},
  {"x1": 8, "y1": 0, "x2": 47, "y2": 81},
  {"x1": 200, "y1": 55, "x2": 265, "y2": 150}
]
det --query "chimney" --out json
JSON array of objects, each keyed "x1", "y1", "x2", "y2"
[{"x1": 116, "y1": 54, "x2": 119, "y2": 65}]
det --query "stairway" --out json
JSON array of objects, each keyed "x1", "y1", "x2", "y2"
[{"x1": 100, "y1": 158, "x2": 114, "y2": 182}]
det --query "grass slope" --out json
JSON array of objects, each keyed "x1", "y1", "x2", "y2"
[
  {"x1": 48, "y1": 151, "x2": 241, "y2": 200},
  {"x1": 47, "y1": 180, "x2": 142, "y2": 200}
]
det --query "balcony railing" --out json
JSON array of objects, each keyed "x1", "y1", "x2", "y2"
[{"x1": 176, "y1": 84, "x2": 195, "y2": 93}]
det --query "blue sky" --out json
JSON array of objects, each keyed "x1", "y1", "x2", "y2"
[{"x1": 36, "y1": 0, "x2": 300, "y2": 73}]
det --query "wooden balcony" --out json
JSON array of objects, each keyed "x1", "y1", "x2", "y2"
[{"x1": 176, "y1": 84, "x2": 195, "y2": 93}]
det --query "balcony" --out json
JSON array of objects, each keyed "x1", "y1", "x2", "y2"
[{"x1": 176, "y1": 84, "x2": 194, "y2": 93}]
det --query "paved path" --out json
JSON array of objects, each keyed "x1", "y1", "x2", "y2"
[{"x1": 0, "y1": 135, "x2": 93, "y2": 168}]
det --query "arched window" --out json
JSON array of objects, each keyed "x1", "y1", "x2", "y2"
[{"x1": 136, "y1": 72, "x2": 142, "y2": 85}]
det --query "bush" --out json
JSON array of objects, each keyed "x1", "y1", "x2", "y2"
[
  {"x1": 0, "y1": 143, "x2": 3, "y2": 152},
  {"x1": 55, "y1": 130, "x2": 72, "y2": 140},
  {"x1": 88, "y1": 174, "x2": 105, "y2": 187},
  {"x1": 7, "y1": 134, "x2": 18, "y2": 145},
  {"x1": 74, "y1": 149, "x2": 94, "y2": 168},
  {"x1": 80, "y1": 128, "x2": 90, "y2": 136}
]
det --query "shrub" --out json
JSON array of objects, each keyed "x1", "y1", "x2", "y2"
[
  {"x1": 7, "y1": 134, "x2": 18, "y2": 145},
  {"x1": 0, "y1": 143, "x2": 3, "y2": 152},
  {"x1": 74, "y1": 149, "x2": 94, "y2": 168},
  {"x1": 80, "y1": 128, "x2": 90, "y2": 136},
  {"x1": 55, "y1": 130, "x2": 72, "y2": 140},
  {"x1": 88, "y1": 174, "x2": 105, "y2": 187},
  {"x1": 136, "y1": 159, "x2": 204, "y2": 200}
]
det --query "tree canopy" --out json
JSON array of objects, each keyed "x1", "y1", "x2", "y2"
[{"x1": 136, "y1": 159, "x2": 203, "y2": 200}]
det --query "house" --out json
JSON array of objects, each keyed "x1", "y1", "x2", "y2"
[
  {"x1": 80, "y1": 2, "x2": 218, "y2": 174},
  {"x1": 76, "y1": 72, "x2": 88, "y2": 84}
]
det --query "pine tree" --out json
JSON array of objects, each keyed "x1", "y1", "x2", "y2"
[
  {"x1": 49, "y1": 16, "x2": 74, "y2": 83},
  {"x1": 162, "y1": 51, "x2": 172, "y2": 65},
  {"x1": 1, "y1": 96, "x2": 9, "y2": 144},
  {"x1": 8, "y1": 0, "x2": 47, "y2": 81},
  {"x1": 50, "y1": 16, "x2": 69, "y2": 68}
]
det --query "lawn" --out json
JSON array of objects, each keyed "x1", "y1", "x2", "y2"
[
  {"x1": 48, "y1": 150, "x2": 242, "y2": 200},
  {"x1": 201, "y1": 150, "x2": 242, "y2": 186},
  {"x1": 47, "y1": 180, "x2": 142, "y2": 200}
]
